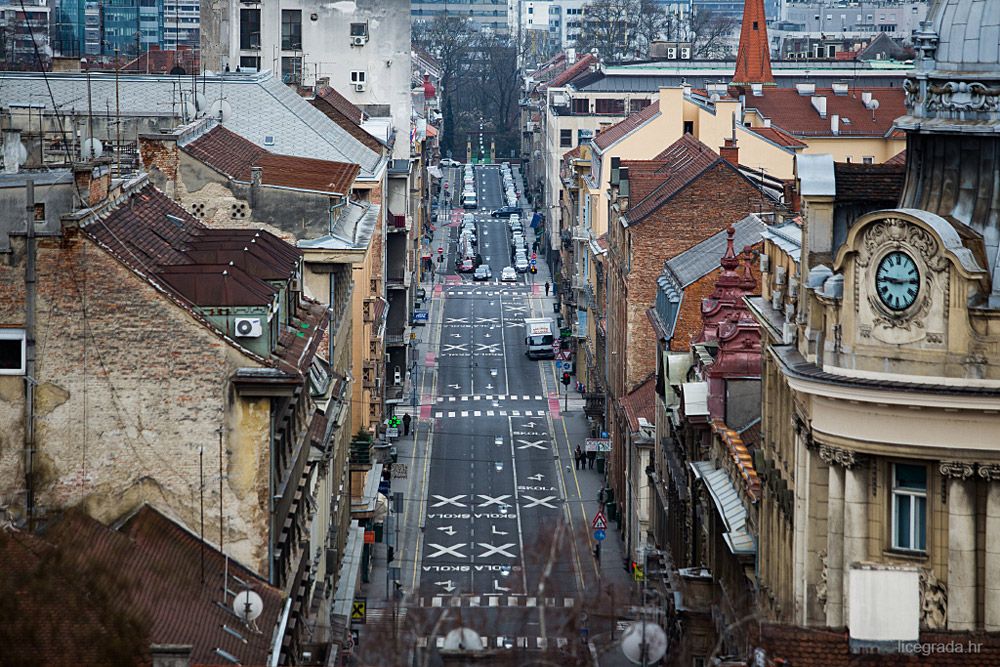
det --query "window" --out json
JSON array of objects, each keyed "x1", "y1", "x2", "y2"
[
  {"x1": 281, "y1": 9, "x2": 301, "y2": 50},
  {"x1": 350, "y1": 70, "x2": 366, "y2": 84},
  {"x1": 572, "y1": 98, "x2": 589, "y2": 114},
  {"x1": 281, "y1": 56, "x2": 302, "y2": 84},
  {"x1": 560, "y1": 129, "x2": 572, "y2": 147},
  {"x1": 863, "y1": 156, "x2": 874, "y2": 165},
  {"x1": 629, "y1": 98, "x2": 650, "y2": 113},
  {"x1": 594, "y1": 98, "x2": 624, "y2": 114},
  {"x1": 683, "y1": 120, "x2": 694, "y2": 134},
  {"x1": 239, "y1": 55, "x2": 260, "y2": 70},
  {"x1": 845, "y1": 155, "x2": 853, "y2": 163},
  {"x1": 239, "y1": 8, "x2": 259, "y2": 49},
  {"x1": 0, "y1": 329, "x2": 26, "y2": 375},
  {"x1": 892, "y1": 463, "x2": 927, "y2": 552},
  {"x1": 350, "y1": 22, "x2": 368, "y2": 37},
  {"x1": 752, "y1": 20, "x2": 758, "y2": 30}
]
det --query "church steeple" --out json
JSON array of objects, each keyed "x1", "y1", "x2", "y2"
[{"x1": 731, "y1": 0, "x2": 775, "y2": 88}]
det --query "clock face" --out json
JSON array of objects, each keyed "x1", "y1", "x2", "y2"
[{"x1": 875, "y1": 250, "x2": 920, "y2": 311}]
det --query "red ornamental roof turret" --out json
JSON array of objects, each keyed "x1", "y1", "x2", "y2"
[{"x1": 732, "y1": 0, "x2": 775, "y2": 87}]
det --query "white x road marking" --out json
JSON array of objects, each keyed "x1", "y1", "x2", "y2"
[
  {"x1": 477, "y1": 543, "x2": 517, "y2": 559},
  {"x1": 442, "y1": 343, "x2": 468, "y2": 353},
  {"x1": 521, "y1": 495, "x2": 559, "y2": 509},
  {"x1": 476, "y1": 343, "x2": 500, "y2": 353},
  {"x1": 516, "y1": 439, "x2": 547, "y2": 450},
  {"x1": 506, "y1": 305, "x2": 527, "y2": 313},
  {"x1": 431, "y1": 494, "x2": 467, "y2": 508},
  {"x1": 476, "y1": 494, "x2": 512, "y2": 507},
  {"x1": 427, "y1": 543, "x2": 467, "y2": 559},
  {"x1": 476, "y1": 317, "x2": 498, "y2": 325},
  {"x1": 446, "y1": 317, "x2": 468, "y2": 324}
]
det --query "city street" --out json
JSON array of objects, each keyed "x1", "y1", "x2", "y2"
[{"x1": 355, "y1": 164, "x2": 637, "y2": 665}]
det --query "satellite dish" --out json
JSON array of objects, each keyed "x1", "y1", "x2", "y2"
[
  {"x1": 182, "y1": 101, "x2": 197, "y2": 121},
  {"x1": 866, "y1": 99, "x2": 880, "y2": 110},
  {"x1": 210, "y1": 99, "x2": 233, "y2": 123},
  {"x1": 233, "y1": 590, "x2": 264, "y2": 622},
  {"x1": 442, "y1": 627, "x2": 484, "y2": 652},
  {"x1": 620, "y1": 622, "x2": 668, "y2": 665},
  {"x1": 194, "y1": 92, "x2": 208, "y2": 113},
  {"x1": 81, "y1": 138, "x2": 103, "y2": 159}
]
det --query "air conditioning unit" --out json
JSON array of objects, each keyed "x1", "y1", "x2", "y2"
[
  {"x1": 775, "y1": 266, "x2": 787, "y2": 286},
  {"x1": 393, "y1": 370, "x2": 402, "y2": 385},
  {"x1": 354, "y1": 82, "x2": 366, "y2": 92},
  {"x1": 235, "y1": 317, "x2": 263, "y2": 338},
  {"x1": 352, "y1": 35, "x2": 367, "y2": 46},
  {"x1": 667, "y1": 47, "x2": 677, "y2": 59},
  {"x1": 680, "y1": 47, "x2": 691, "y2": 59}
]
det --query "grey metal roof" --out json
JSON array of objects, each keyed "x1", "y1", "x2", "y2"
[
  {"x1": 0, "y1": 70, "x2": 383, "y2": 178},
  {"x1": 666, "y1": 214, "x2": 766, "y2": 288},
  {"x1": 929, "y1": 0, "x2": 1000, "y2": 76},
  {"x1": 298, "y1": 201, "x2": 380, "y2": 251},
  {"x1": 690, "y1": 460, "x2": 756, "y2": 557},
  {"x1": 761, "y1": 220, "x2": 802, "y2": 264},
  {"x1": 797, "y1": 153, "x2": 836, "y2": 197}
]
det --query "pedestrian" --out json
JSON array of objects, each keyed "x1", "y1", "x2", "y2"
[
  {"x1": 587, "y1": 449, "x2": 597, "y2": 470},
  {"x1": 402, "y1": 413, "x2": 412, "y2": 436},
  {"x1": 544, "y1": 281, "x2": 550, "y2": 296},
  {"x1": 574, "y1": 445, "x2": 583, "y2": 469}
]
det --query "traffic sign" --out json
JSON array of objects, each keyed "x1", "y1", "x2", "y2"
[
  {"x1": 386, "y1": 427, "x2": 399, "y2": 438},
  {"x1": 530, "y1": 259, "x2": 536, "y2": 266},
  {"x1": 592, "y1": 511, "x2": 607, "y2": 530},
  {"x1": 531, "y1": 252, "x2": 537, "y2": 260},
  {"x1": 593, "y1": 529, "x2": 606, "y2": 541},
  {"x1": 351, "y1": 598, "x2": 367, "y2": 624},
  {"x1": 437, "y1": 246, "x2": 444, "y2": 254}
]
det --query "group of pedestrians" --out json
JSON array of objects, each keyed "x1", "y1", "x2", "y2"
[{"x1": 574, "y1": 445, "x2": 596, "y2": 470}]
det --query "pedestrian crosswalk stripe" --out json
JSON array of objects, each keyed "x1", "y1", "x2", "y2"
[
  {"x1": 461, "y1": 396, "x2": 468, "y2": 401},
  {"x1": 511, "y1": 410, "x2": 520, "y2": 416},
  {"x1": 487, "y1": 410, "x2": 494, "y2": 416},
  {"x1": 460, "y1": 411, "x2": 468, "y2": 417},
  {"x1": 448, "y1": 411, "x2": 456, "y2": 418},
  {"x1": 417, "y1": 595, "x2": 578, "y2": 608},
  {"x1": 473, "y1": 410, "x2": 481, "y2": 416}
]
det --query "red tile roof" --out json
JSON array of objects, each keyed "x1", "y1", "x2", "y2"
[
  {"x1": 121, "y1": 45, "x2": 200, "y2": 75},
  {"x1": 545, "y1": 53, "x2": 597, "y2": 89},
  {"x1": 184, "y1": 125, "x2": 360, "y2": 195},
  {"x1": 747, "y1": 125, "x2": 807, "y2": 148},
  {"x1": 1, "y1": 506, "x2": 282, "y2": 667},
  {"x1": 758, "y1": 623, "x2": 1000, "y2": 665},
  {"x1": 86, "y1": 184, "x2": 298, "y2": 310},
  {"x1": 834, "y1": 161, "x2": 906, "y2": 203},
  {"x1": 621, "y1": 374, "x2": 656, "y2": 433},
  {"x1": 315, "y1": 85, "x2": 365, "y2": 124},
  {"x1": 623, "y1": 134, "x2": 723, "y2": 225},
  {"x1": 886, "y1": 149, "x2": 907, "y2": 165},
  {"x1": 593, "y1": 101, "x2": 660, "y2": 150},
  {"x1": 531, "y1": 52, "x2": 568, "y2": 83},
  {"x1": 564, "y1": 144, "x2": 586, "y2": 160},
  {"x1": 732, "y1": 0, "x2": 774, "y2": 85},
  {"x1": 743, "y1": 87, "x2": 905, "y2": 137}
]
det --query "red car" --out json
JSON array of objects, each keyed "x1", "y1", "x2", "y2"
[{"x1": 458, "y1": 258, "x2": 476, "y2": 272}]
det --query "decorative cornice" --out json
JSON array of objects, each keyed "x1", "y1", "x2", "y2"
[
  {"x1": 978, "y1": 464, "x2": 1000, "y2": 482},
  {"x1": 819, "y1": 445, "x2": 861, "y2": 469},
  {"x1": 939, "y1": 461, "x2": 975, "y2": 480}
]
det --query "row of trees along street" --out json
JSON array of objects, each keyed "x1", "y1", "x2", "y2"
[{"x1": 414, "y1": 3, "x2": 737, "y2": 159}]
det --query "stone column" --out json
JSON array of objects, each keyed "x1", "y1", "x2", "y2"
[
  {"x1": 942, "y1": 462, "x2": 976, "y2": 631},
  {"x1": 822, "y1": 452, "x2": 846, "y2": 628},
  {"x1": 842, "y1": 452, "x2": 866, "y2": 629},
  {"x1": 981, "y1": 464, "x2": 1000, "y2": 631}
]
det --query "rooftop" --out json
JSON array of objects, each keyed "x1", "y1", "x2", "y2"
[
  {"x1": 182, "y1": 123, "x2": 360, "y2": 195},
  {"x1": 833, "y1": 161, "x2": 906, "y2": 203},
  {"x1": 742, "y1": 86, "x2": 905, "y2": 137},
  {"x1": 592, "y1": 100, "x2": 660, "y2": 151},
  {"x1": 0, "y1": 69, "x2": 383, "y2": 178}
]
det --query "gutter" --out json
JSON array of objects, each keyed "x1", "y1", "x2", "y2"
[{"x1": 268, "y1": 595, "x2": 293, "y2": 667}]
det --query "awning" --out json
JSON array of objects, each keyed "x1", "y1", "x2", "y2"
[
  {"x1": 351, "y1": 463, "x2": 384, "y2": 516},
  {"x1": 331, "y1": 522, "x2": 366, "y2": 630},
  {"x1": 690, "y1": 461, "x2": 756, "y2": 557},
  {"x1": 682, "y1": 381, "x2": 709, "y2": 417}
]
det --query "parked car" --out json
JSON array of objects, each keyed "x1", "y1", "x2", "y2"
[
  {"x1": 491, "y1": 205, "x2": 523, "y2": 218},
  {"x1": 473, "y1": 265, "x2": 492, "y2": 281},
  {"x1": 440, "y1": 158, "x2": 461, "y2": 167},
  {"x1": 510, "y1": 222, "x2": 523, "y2": 234},
  {"x1": 458, "y1": 257, "x2": 476, "y2": 272},
  {"x1": 515, "y1": 257, "x2": 529, "y2": 273},
  {"x1": 500, "y1": 266, "x2": 518, "y2": 282}
]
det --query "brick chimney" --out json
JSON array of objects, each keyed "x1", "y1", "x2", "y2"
[
  {"x1": 73, "y1": 162, "x2": 111, "y2": 207},
  {"x1": 720, "y1": 138, "x2": 739, "y2": 166}
]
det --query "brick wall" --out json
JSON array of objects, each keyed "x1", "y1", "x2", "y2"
[
  {"x1": 670, "y1": 270, "x2": 720, "y2": 352},
  {"x1": 0, "y1": 229, "x2": 271, "y2": 570},
  {"x1": 623, "y1": 164, "x2": 765, "y2": 388}
]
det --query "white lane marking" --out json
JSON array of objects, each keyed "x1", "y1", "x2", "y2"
[
  {"x1": 430, "y1": 494, "x2": 467, "y2": 508},
  {"x1": 521, "y1": 495, "x2": 558, "y2": 509},
  {"x1": 476, "y1": 494, "x2": 512, "y2": 507},
  {"x1": 478, "y1": 542, "x2": 517, "y2": 558},
  {"x1": 448, "y1": 411, "x2": 456, "y2": 418},
  {"x1": 516, "y1": 439, "x2": 546, "y2": 450},
  {"x1": 427, "y1": 543, "x2": 467, "y2": 559},
  {"x1": 460, "y1": 411, "x2": 468, "y2": 417},
  {"x1": 473, "y1": 410, "x2": 481, "y2": 417}
]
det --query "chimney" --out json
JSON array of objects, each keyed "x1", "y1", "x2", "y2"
[
  {"x1": 150, "y1": 645, "x2": 192, "y2": 667},
  {"x1": 566, "y1": 48, "x2": 576, "y2": 64},
  {"x1": 314, "y1": 76, "x2": 330, "y2": 95},
  {"x1": 3, "y1": 129, "x2": 21, "y2": 174},
  {"x1": 830, "y1": 114, "x2": 839, "y2": 135},
  {"x1": 249, "y1": 166, "x2": 263, "y2": 208},
  {"x1": 618, "y1": 166, "x2": 630, "y2": 204},
  {"x1": 783, "y1": 179, "x2": 800, "y2": 213},
  {"x1": 73, "y1": 163, "x2": 111, "y2": 207},
  {"x1": 720, "y1": 138, "x2": 739, "y2": 166},
  {"x1": 811, "y1": 95, "x2": 827, "y2": 118}
]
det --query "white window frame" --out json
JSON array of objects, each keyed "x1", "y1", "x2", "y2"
[
  {"x1": 350, "y1": 70, "x2": 366, "y2": 84},
  {"x1": 0, "y1": 328, "x2": 26, "y2": 375},
  {"x1": 863, "y1": 156, "x2": 875, "y2": 165},
  {"x1": 891, "y1": 462, "x2": 927, "y2": 552}
]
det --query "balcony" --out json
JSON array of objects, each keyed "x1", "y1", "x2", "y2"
[{"x1": 388, "y1": 213, "x2": 408, "y2": 233}]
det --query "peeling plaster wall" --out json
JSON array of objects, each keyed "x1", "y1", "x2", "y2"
[{"x1": 0, "y1": 231, "x2": 271, "y2": 570}]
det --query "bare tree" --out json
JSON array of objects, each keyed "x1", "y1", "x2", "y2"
[
  {"x1": 576, "y1": 0, "x2": 641, "y2": 62},
  {"x1": 687, "y1": 9, "x2": 739, "y2": 59},
  {"x1": 633, "y1": 0, "x2": 673, "y2": 57}
]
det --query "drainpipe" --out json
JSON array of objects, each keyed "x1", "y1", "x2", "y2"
[{"x1": 24, "y1": 179, "x2": 36, "y2": 528}]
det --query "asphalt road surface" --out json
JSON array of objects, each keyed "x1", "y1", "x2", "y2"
[{"x1": 396, "y1": 164, "x2": 597, "y2": 664}]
